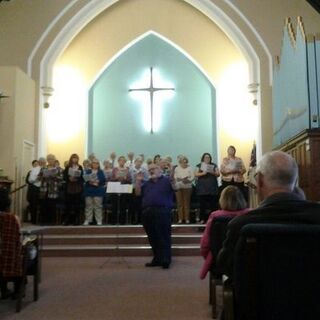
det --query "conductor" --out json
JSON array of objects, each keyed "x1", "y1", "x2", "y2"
[{"x1": 135, "y1": 163, "x2": 174, "y2": 269}]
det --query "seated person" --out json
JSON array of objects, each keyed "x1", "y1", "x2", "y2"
[
  {"x1": 199, "y1": 186, "x2": 250, "y2": 279},
  {"x1": 217, "y1": 151, "x2": 320, "y2": 278},
  {"x1": 0, "y1": 189, "x2": 22, "y2": 299}
]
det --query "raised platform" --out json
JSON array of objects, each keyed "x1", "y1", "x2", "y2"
[{"x1": 27, "y1": 224, "x2": 204, "y2": 257}]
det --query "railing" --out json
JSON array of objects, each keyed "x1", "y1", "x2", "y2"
[
  {"x1": 9, "y1": 183, "x2": 27, "y2": 195},
  {"x1": 9, "y1": 183, "x2": 28, "y2": 221}
]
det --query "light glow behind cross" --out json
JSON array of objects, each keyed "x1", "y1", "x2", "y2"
[{"x1": 129, "y1": 67, "x2": 175, "y2": 134}]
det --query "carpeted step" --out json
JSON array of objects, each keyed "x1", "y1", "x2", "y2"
[
  {"x1": 42, "y1": 244, "x2": 200, "y2": 257},
  {"x1": 43, "y1": 233, "x2": 201, "y2": 245},
  {"x1": 41, "y1": 224, "x2": 203, "y2": 235},
  {"x1": 25, "y1": 224, "x2": 204, "y2": 257}
]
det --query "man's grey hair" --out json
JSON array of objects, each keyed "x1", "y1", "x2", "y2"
[{"x1": 257, "y1": 151, "x2": 298, "y2": 189}]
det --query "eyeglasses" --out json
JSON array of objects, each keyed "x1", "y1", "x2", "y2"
[{"x1": 254, "y1": 171, "x2": 260, "y2": 181}]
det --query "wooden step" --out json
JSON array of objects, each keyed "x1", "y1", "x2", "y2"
[{"x1": 24, "y1": 224, "x2": 204, "y2": 257}]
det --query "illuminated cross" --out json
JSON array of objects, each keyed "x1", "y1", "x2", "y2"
[{"x1": 129, "y1": 67, "x2": 175, "y2": 134}]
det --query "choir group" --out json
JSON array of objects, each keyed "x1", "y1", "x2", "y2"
[{"x1": 25, "y1": 146, "x2": 248, "y2": 226}]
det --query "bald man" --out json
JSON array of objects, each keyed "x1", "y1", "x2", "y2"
[{"x1": 218, "y1": 150, "x2": 320, "y2": 277}]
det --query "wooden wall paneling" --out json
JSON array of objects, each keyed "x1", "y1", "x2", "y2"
[{"x1": 277, "y1": 129, "x2": 320, "y2": 201}]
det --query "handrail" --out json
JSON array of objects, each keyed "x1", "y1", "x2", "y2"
[{"x1": 9, "y1": 184, "x2": 27, "y2": 194}]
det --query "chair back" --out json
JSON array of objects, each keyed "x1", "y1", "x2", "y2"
[
  {"x1": 234, "y1": 223, "x2": 320, "y2": 320},
  {"x1": 209, "y1": 216, "x2": 233, "y2": 275}
]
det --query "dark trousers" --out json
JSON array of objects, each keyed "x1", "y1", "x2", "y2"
[
  {"x1": 64, "y1": 193, "x2": 82, "y2": 225},
  {"x1": 129, "y1": 193, "x2": 142, "y2": 224},
  {"x1": 27, "y1": 185, "x2": 40, "y2": 224},
  {"x1": 198, "y1": 194, "x2": 219, "y2": 222},
  {"x1": 142, "y1": 207, "x2": 172, "y2": 265},
  {"x1": 110, "y1": 194, "x2": 130, "y2": 224},
  {"x1": 40, "y1": 198, "x2": 57, "y2": 225}
]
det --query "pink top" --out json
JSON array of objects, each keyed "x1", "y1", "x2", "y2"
[{"x1": 199, "y1": 208, "x2": 250, "y2": 279}]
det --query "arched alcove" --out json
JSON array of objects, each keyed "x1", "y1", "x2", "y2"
[
  {"x1": 88, "y1": 34, "x2": 216, "y2": 165},
  {"x1": 32, "y1": 0, "x2": 267, "y2": 163}
]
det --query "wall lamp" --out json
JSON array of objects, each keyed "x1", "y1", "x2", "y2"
[{"x1": 41, "y1": 86, "x2": 54, "y2": 108}]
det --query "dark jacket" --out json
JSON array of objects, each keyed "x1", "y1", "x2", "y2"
[{"x1": 217, "y1": 192, "x2": 320, "y2": 277}]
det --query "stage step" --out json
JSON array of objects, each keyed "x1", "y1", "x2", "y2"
[
  {"x1": 43, "y1": 234, "x2": 200, "y2": 245},
  {"x1": 36, "y1": 224, "x2": 204, "y2": 257},
  {"x1": 42, "y1": 244, "x2": 200, "y2": 257}
]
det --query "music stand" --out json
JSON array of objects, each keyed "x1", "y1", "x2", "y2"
[{"x1": 99, "y1": 182, "x2": 133, "y2": 268}]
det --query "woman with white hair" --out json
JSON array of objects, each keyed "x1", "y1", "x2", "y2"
[{"x1": 174, "y1": 156, "x2": 194, "y2": 223}]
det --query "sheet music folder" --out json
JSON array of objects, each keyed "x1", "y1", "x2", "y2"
[{"x1": 106, "y1": 181, "x2": 133, "y2": 194}]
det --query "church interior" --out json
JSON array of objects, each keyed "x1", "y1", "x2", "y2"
[{"x1": 1, "y1": 0, "x2": 320, "y2": 319}]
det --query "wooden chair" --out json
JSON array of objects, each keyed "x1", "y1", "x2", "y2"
[
  {"x1": 223, "y1": 223, "x2": 320, "y2": 320},
  {"x1": 209, "y1": 216, "x2": 233, "y2": 318}
]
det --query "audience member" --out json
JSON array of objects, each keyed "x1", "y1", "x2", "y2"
[
  {"x1": 199, "y1": 186, "x2": 249, "y2": 279},
  {"x1": 195, "y1": 153, "x2": 220, "y2": 223},
  {"x1": 217, "y1": 150, "x2": 320, "y2": 277},
  {"x1": 0, "y1": 189, "x2": 22, "y2": 299},
  {"x1": 135, "y1": 163, "x2": 174, "y2": 269}
]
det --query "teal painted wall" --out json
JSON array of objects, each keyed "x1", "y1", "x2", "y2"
[{"x1": 89, "y1": 34, "x2": 216, "y2": 166}]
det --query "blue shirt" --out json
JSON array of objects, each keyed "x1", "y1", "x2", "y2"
[
  {"x1": 83, "y1": 169, "x2": 106, "y2": 197},
  {"x1": 142, "y1": 176, "x2": 174, "y2": 208}
]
